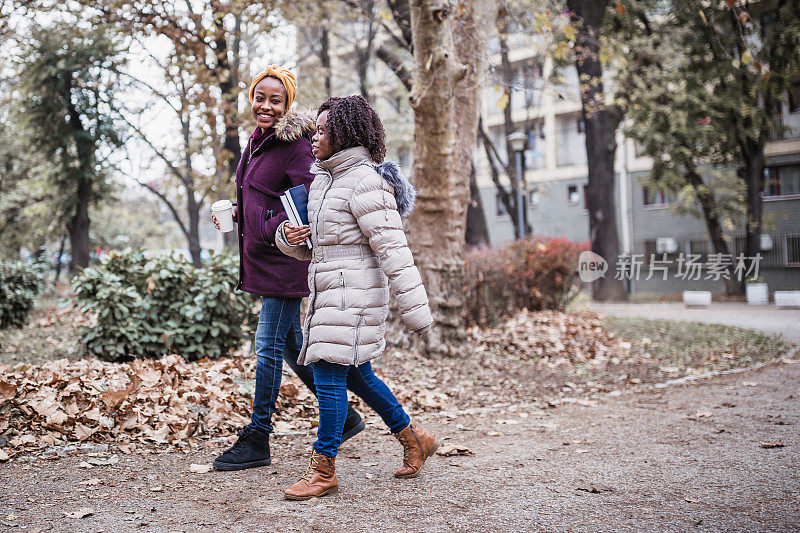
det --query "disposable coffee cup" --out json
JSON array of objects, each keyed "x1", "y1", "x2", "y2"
[{"x1": 211, "y1": 200, "x2": 234, "y2": 233}]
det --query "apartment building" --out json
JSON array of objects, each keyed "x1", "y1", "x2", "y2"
[
  {"x1": 475, "y1": 33, "x2": 800, "y2": 294},
  {"x1": 295, "y1": 20, "x2": 799, "y2": 295}
]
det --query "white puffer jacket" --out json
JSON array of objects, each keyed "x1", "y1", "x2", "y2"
[{"x1": 276, "y1": 146, "x2": 433, "y2": 366}]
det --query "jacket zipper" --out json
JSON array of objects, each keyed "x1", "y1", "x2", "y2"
[
  {"x1": 339, "y1": 271, "x2": 346, "y2": 310},
  {"x1": 313, "y1": 172, "x2": 334, "y2": 247},
  {"x1": 353, "y1": 315, "x2": 363, "y2": 366}
]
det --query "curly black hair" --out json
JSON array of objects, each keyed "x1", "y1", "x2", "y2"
[{"x1": 318, "y1": 95, "x2": 386, "y2": 163}]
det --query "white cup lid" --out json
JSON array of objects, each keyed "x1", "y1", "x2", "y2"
[{"x1": 211, "y1": 199, "x2": 233, "y2": 211}]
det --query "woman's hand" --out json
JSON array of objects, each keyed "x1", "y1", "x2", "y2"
[
  {"x1": 211, "y1": 205, "x2": 237, "y2": 230},
  {"x1": 284, "y1": 223, "x2": 311, "y2": 246}
]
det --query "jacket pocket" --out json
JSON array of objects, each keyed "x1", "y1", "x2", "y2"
[
  {"x1": 245, "y1": 182, "x2": 283, "y2": 245},
  {"x1": 247, "y1": 181, "x2": 281, "y2": 197}
]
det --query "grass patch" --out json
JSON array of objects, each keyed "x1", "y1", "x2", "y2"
[{"x1": 602, "y1": 316, "x2": 792, "y2": 371}]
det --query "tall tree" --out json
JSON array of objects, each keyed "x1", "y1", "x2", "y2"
[
  {"x1": 0, "y1": 114, "x2": 58, "y2": 257},
  {"x1": 115, "y1": 48, "x2": 211, "y2": 268},
  {"x1": 291, "y1": 0, "x2": 491, "y2": 246},
  {"x1": 679, "y1": 0, "x2": 799, "y2": 278},
  {"x1": 623, "y1": 0, "x2": 800, "y2": 289},
  {"x1": 79, "y1": 0, "x2": 281, "y2": 252},
  {"x1": 475, "y1": 3, "x2": 550, "y2": 239},
  {"x1": 566, "y1": 0, "x2": 626, "y2": 300},
  {"x1": 13, "y1": 22, "x2": 123, "y2": 273},
  {"x1": 407, "y1": 0, "x2": 491, "y2": 357}
]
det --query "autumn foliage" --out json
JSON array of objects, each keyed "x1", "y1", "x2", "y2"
[{"x1": 464, "y1": 237, "x2": 589, "y2": 327}]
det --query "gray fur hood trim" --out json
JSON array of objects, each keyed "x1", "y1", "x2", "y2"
[
  {"x1": 274, "y1": 109, "x2": 315, "y2": 142},
  {"x1": 376, "y1": 161, "x2": 416, "y2": 218}
]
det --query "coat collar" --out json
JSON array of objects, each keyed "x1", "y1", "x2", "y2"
[
  {"x1": 314, "y1": 146, "x2": 373, "y2": 177},
  {"x1": 274, "y1": 108, "x2": 315, "y2": 142},
  {"x1": 249, "y1": 108, "x2": 315, "y2": 156}
]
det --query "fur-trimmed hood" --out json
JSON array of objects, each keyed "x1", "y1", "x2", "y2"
[
  {"x1": 274, "y1": 109, "x2": 315, "y2": 142},
  {"x1": 376, "y1": 161, "x2": 416, "y2": 218}
]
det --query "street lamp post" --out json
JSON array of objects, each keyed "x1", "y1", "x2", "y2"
[{"x1": 507, "y1": 131, "x2": 527, "y2": 240}]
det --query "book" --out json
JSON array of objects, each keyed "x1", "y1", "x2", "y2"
[{"x1": 280, "y1": 184, "x2": 312, "y2": 248}]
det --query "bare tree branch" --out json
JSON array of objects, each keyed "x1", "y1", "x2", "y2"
[
  {"x1": 115, "y1": 112, "x2": 190, "y2": 187},
  {"x1": 376, "y1": 43, "x2": 412, "y2": 90},
  {"x1": 114, "y1": 165, "x2": 190, "y2": 238}
]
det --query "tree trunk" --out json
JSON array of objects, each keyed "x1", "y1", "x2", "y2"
[
  {"x1": 478, "y1": 118, "x2": 516, "y2": 226},
  {"x1": 181, "y1": 114, "x2": 203, "y2": 268},
  {"x1": 64, "y1": 70, "x2": 92, "y2": 275},
  {"x1": 68, "y1": 176, "x2": 91, "y2": 274},
  {"x1": 466, "y1": 160, "x2": 489, "y2": 247},
  {"x1": 212, "y1": 3, "x2": 241, "y2": 250},
  {"x1": 407, "y1": 0, "x2": 486, "y2": 357},
  {"x1": 320, "y1": 27, "x2": 332, "y2": 97},
  {"x1": 567, "y1": 0, "x2": 626, "y2": 301},
  {"x1": 742, "y1": 140, "x2": 765, "y2": 281},
  {"x1": 186, "y1": 186, "x2": 203, "y2": 268},
  {"x1": 54, "y1": 234, "x2": 67, "y2": 286},
  {"x1": 498, "y1": 30, "x2": 531, "y2": 237},
  {"x1": 685, "y1": 165, "x2": 740, "y2": 295}
]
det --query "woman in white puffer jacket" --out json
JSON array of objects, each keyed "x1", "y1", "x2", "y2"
[{"x1": 276, "y1": 95, "x2": 439, "y2": 501}]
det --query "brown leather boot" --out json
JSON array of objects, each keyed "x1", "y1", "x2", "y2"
[
  {"x1": 284, "y1": 450, "x2": 338, "y2": 500},
  {"x1": 393, "y1": 421, "x2": 440, "y2": 478}
]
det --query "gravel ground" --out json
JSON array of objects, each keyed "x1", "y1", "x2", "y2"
[{"x1": 2, "y1": 352, "x2": 798, "y2": 532}]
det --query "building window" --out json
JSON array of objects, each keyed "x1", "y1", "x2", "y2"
[
  {"x1": 577, "y1": 119, "x2": 585, "y2": 133},
  {"x1": 732, "y1": 235, "x2": 783, "y2": 268},
  {"x1": 764, "y1": 165, "x2": 800, "y2": 197},
  {"x1": 789, "y1": 82, "x2": 800, "y2": 114},
  {"x1": 567, "y1": 185, "x2": 580, "y2": 204},
  {"x1": 496, "y1": 193, "x2": 508, "y2": 217},
  {"x1": 529, "y1": 188, "x2": 540, "y2": 208},
  {"x1": 770, "y1": 100, "x2": 785, "y2": 140},
  {"x1": 687, "y1": 240, "x2": 709, "y2": 262},
  {"x1": 786, "y1": 235, "x2": 800, "y2": 266},
  {"x1": 642, "y1": 239, "x2": 679, "y2": 266},
  {"x1": 642, "y1": 187, "x2": 671, "y2": 206},
  {"x1": 583, "y1": 185, "x2": 588, "y2": 210}
]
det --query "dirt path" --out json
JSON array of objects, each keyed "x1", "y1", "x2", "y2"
[{"x1": 2, "y1": 352, "x2": 798, "y2": 532}]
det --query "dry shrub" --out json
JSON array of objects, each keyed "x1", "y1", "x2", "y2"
[{"x1": 464, "y1": 237, "x2": 589, "y2": 327}]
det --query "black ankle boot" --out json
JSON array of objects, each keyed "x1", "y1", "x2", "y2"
[
  {"x1": 213, "y1": 426, "x2": 270, "y2": 471},
  {"x1": 341, "y1": 409, "x2": 366, "y2": 443}
]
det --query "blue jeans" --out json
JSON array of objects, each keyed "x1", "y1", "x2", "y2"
[
  {"x1": 249, "y1": 297, "x2": 303, "y2": 433},
  {"x1": 249, "y1": 297, "x2": 371, "y2": 434},
  {"x1": 312, "y1": 360, "x2": 411, "y2": 458}
]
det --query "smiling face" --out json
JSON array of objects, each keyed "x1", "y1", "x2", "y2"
[
  {"x1": 312, "y1": 110, "x2": 334, "y2": 160},
  {"x1": 251, "y1": 76, "x2": 287, "y2": 131}
]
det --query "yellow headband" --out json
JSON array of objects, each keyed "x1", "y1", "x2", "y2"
[{"x1": 248, "y1": 65, "x2": 297, "y2": 110}]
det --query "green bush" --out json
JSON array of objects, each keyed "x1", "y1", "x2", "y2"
[
  {"x1": 72, "y1": 249, "x2": 257, "y2": 361},
  {"x1": 464, "y1": 237, "x2": 589, "y2": 327},
  {"x1": 0, "y1": 260, "x2": 45, "y2": 329}
]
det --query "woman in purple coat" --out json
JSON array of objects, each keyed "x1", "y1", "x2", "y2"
[{"x1": 211, "y1": 65, "x2": 365, "y2": 471}]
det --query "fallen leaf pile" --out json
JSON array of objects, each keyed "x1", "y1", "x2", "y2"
[
  {"x1": 469, "y1": 310, "x2": 633, "y2": 365},
  {"x1": 1, "y1": 308, "x2": 773, "y2": 458},
  {"x1": 0, "y1": 355, "x2": 319, "y2": 457}
]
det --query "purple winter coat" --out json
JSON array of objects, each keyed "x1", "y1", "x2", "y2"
[{"x1": 236, "y1": 109, "x2": 315, "y2": 297}]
